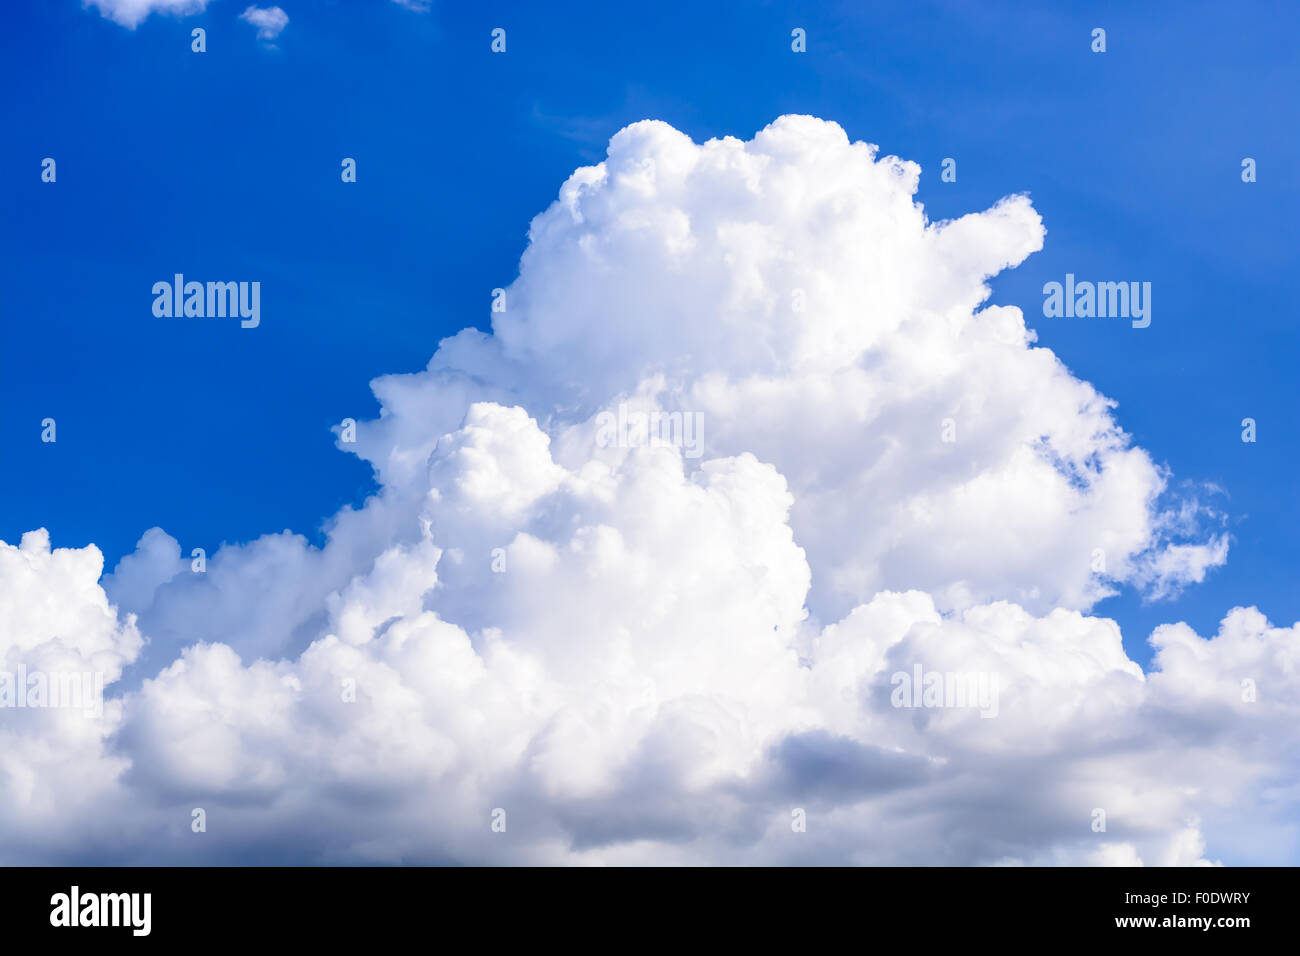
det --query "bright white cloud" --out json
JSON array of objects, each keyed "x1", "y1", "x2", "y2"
[
  {"x1": 239, "y1": 5, "x2": 288, "y2": 42},
  {"x1": 86, "y1": 0, "x2": 210, "y2": 29},
  {"x1": 2, "y1": 116, "x2": 1279, "y2": 866},
  {"x1": 86, "y1": 0, "x2": 436, "y2": 31},
  {"x1": 0, "y1": 532, "x2": 140, "y2": 862}
]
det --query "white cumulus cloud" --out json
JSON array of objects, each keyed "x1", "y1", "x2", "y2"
[
  {"x1": 2, "y1": 116, "x2": 1282, "y2": 866},
  {"x1": 239, "y1": 5, "x2": 288, "y2": 42},
  {"x1": 87, "y1": 0, "x2": 416, "y2": 28},
  {"x1": 86, "y1": 0, "x2": 210, "y2": 29}
]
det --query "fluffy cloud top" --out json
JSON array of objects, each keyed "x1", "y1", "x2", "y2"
[
  {"x1": 3, "y1": 117, "x2": 1282, "y2": 866},
  {"x1": 239, "y1": 5, "x2": 287, "y2": 42},
  {"x1": 86, "y1": 0, "x2": 210, "y2": 28},
  {"x1": 87, "y1": 0, "x2": 415, "y2": 29}
]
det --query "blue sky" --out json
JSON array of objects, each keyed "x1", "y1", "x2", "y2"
[{"x1": 2, "y1": 0, "x2": 1297, "y2": 674}]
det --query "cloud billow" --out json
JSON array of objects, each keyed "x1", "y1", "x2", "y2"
[{"x1": 5, "y1": 117, "x2": 1282, "y2": 866}]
